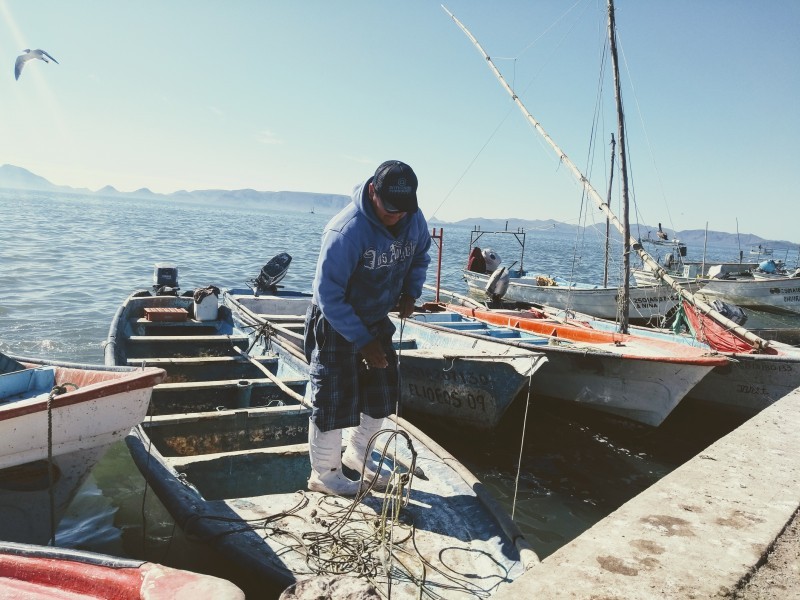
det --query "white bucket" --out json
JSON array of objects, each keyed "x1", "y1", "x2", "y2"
[{"x1": 194, "y1": 295, "x2": 219, "y2": 321}]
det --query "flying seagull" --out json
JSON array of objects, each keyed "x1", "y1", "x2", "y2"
[{"x1": 15, "y1": 49, "x2": 59, "y2": 80}]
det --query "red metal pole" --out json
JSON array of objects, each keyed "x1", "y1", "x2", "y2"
[{"x1": 430, "y1": 228, "x2": 443, "y2": 303}]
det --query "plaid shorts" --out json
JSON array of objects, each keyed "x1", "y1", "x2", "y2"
[{"x1": 304, "y1": 304, "x2": 398, "y2": 432}]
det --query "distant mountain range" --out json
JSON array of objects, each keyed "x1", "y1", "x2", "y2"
[
  {"x1": 0, "y1": 164, "x2": 350, "y2": 215},
  {"x1": 1, "y1": 163, "x2": 795, "y2": 249}
]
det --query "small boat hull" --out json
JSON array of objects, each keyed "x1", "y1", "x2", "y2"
[
  {"x1": 542, "y1": 305, "x2": 800, "y2": 416},
  {"x1": 0, "y1": 355, "x2": 165, "y2": 544},
  {"x1": 419, "y1": 305, "x2": 726, "y2": 427},
  {"x1": 0, "y1": 541, "x2": 244, "y2": 598},
  {"x1": 464, "y1": 269, "x2": 699, "y2": 322},
  {"x1": 634, "y1": 265, "x2": 800, "y2": 315},
  {"x1": 695, "y1": 277, "x2": 800, "y2": 315}
]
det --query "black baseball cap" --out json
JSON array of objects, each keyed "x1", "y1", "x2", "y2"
[{"x1": 373, "y1": 160, "x2": 418, "y2": 213}]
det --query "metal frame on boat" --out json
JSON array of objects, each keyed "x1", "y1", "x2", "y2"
[{"x1": 462, "y1": 227, "x2": 701, "y2": 324}]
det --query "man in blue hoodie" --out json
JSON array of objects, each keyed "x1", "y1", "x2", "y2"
[{"x1": 304, "y1": 160, "x2": 431, "y2": 496}]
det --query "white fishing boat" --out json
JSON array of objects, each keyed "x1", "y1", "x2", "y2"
[
  {"x1": 224, "y1": 286, "x2": 549, "y2": 430},
  {"x1": 634, "y1": 259, "x2": 800, "y2": 315},
  {"x1": 463, "y1": 263, "x2": 694, "y2": 322},
  {"x1": 413, "y1": 298, "x2": 727, "y2": 427},
  {"x1": 750, "y1": 244, "x2": 773, "y2": 256},
  {"x1": 634, "y1": 231, "x2": 800, "y2": 315},
  {"x1": 462, "y1": 225, "x2": 699, "y2": 324},
  {"x1": 0, "y1": 353, "x2": 165, "y2": 545},
  {"x1": 694, "y1": 276, "x2": 800, "y2": 315},
  {"x1": 539, "y1": 302, "x2": 800, "y2": 417}
]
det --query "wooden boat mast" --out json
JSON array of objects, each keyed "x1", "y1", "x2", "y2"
[
  {"x1": 441, "y1": 3, "x2": 770, "y2": 350},
  {"x1": 607, "y1": 0, "x2": 630, "y2": 333}
]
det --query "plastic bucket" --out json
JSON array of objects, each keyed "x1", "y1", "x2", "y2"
[{"x1": 194, "y1": 294, "x2": 219, "y2": 321}]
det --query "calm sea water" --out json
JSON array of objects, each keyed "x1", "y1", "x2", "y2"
[{"x1": 0, "y1": 190, "x2": 756, "y2": 590}]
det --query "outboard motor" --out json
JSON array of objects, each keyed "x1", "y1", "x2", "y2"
[
  {"x1": 485, "y1": 266, "x2": 510, "y2": 301},
  {"x1": 710, "y1": 299, "x2": 747, "y2": 326},
  {"x1": 482, "y1": 248, "x2": 502, "y2": 272},
  {"x1": 153, "y1": 263, "x2": 179, "y2": 296}
]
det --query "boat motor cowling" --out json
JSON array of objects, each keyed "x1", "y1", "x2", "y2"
[
  {"x1": 481, "y1": 248, "x2": 502, "y2": 272},
  {"x1": 153, "y1": 263, "x2": 179, "y2": 295},
  {"x1": 485, "y1": 266, "x2": 510, "y2": 300}
]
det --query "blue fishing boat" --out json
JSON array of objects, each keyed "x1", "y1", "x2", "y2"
[{"x1": 105, "y1": 265, "x2": 539, "y2": 597}]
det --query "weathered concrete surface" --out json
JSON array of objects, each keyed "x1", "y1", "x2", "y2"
[
  {"x1": 279, "y1": 575, "x2": 380, "y2": 599},
  {"x1": 493, "y1": 387, "x2": 800, "y2": 599}
]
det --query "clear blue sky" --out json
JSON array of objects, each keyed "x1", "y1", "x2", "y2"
[{"x1": 2, "y1": 1, "x2": 798, "y2": 242}]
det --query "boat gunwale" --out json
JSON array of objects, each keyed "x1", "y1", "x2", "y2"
[{"x1": 442, "y1": 304, "x2": 729, "y2": 366}]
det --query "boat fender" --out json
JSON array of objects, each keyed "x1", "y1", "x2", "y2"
[{"x1": 485, "y1": 267, "x2": 509, "y2": 298}]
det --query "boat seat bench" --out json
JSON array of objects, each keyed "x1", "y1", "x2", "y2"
[
  {"x1": 127, "y1": 334, "x2": 249, "y2": 344},
  {"x1": 155, "y1": 377, "x2": 307, "y2": 392},
  {"x1": 165, "y1": 442, "x2": 311, "y2": 499},
  {"x1": 127, "y1": 355, "x2": 277, "y2": 366},
  {"x1": 135, "y1": 318, "x2": 225, "y2": 328},
  {"x1": 254, "y1": 314, "x2": 305, "y2": 324}
]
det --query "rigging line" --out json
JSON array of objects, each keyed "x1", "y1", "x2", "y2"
[
  {"x1": 569, "y1": 34, "x2": 611, "y2": 290},
  {"x1": 490, "y1": 0, "x2": 592, "y2": 64},
  {"x1": 433, "y1": 0, "x2": 586, "y2": 219},
  {"x1": 515, "y1": 0, "x2": 597, "y2": 100},
  {"x1": 563, "y1": 33, "x2": 610, "y2": 306},
  {"x1": 429, "y1": 106, "x2": 516, "y2": 221},
  {"x1": 615, "y1": 31, "x2": 677, "y2": 234},
  {"x1": 476, "y1": 0, "x2": 597, "y2": 176},
  {"x1": 511, "y1": 356, "x2": 538, "y2": 521}
]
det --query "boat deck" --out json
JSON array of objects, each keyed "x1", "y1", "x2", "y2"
[{"x1": 109, "y1": 298, "x2": 308, "y2": 415}]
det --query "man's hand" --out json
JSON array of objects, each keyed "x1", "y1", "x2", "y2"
[
  {"x1": 398, "y1": 294, "x2": 416, "y2": 319},
  {"x1": 360, "y1": 338, "x2": 388, "y2": 369}
]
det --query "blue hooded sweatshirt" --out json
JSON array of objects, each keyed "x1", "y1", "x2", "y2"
[{"x1": 312, "y1": 177, "x2": 431, "y2": 349}]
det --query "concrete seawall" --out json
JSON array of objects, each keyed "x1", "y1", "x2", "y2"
[{"x1": 494, "y1": 387, "x2": 800, "y2": 598}]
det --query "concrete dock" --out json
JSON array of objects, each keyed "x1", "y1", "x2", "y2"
[{"x1": 494, "y1": 387, "x2": 800, "y2": 599}]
